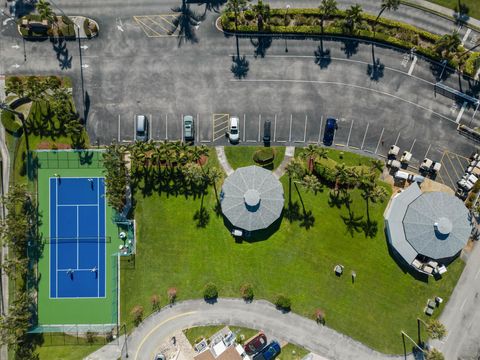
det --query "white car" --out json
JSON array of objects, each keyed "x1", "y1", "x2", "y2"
[{"x1": 229, "y1": 116, "x2": 240, "y2": 144}]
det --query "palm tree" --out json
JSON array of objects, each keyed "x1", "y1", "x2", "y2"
[
  {"x1": 458, "y1": 38, "x2": 480, "y2": 58},
  {"x1": 225, "y1": 0, "x2": 249, "y2": 30},
  {"x1": 359, "y1": 172, "x2": 387, "y2": 222},
  {"x1": 425, "y1": 319, "x2": 447, "y2": 340},
  {"x1": 425, "y1": 348, "x2": 445, "y2": 360},
  {"x1": 345, "y1": 4, "x2": 363, "y2": 33},
  {"x1": 370, "y1": 159, "x2": 384, "y2": 173},
  {"x1": 285, "y1": 158, "x2": 306, "y2": 205},
  {"x1": 373, "y1": 0, "x2": 400, "y2": 35},
  {"x1": 334, "y1": 163, "x2": 349, "y2": 196},
  {"x1": 301, "y1": 144, "x2": 323, "y2": 173},
  {"x1": 4, "y1": 77, "x2": 26, "y2": 99},
  {"x1": 190, "y1": 146, "x2": 203, "y2": 165},
  {"x1": 301, "y1": 174, "x2": 322, "y2": 194},
  {"x1": 319, "y1": 0, "x2": 337, "y2": 33},
  {"x1": 434, "y1": 31, "x2": 461, "y2": 57},
  {"x1": 36, "y1": 0, "x2": 56, "y2": 24}
]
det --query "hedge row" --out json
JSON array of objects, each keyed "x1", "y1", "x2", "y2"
[
  {"x1": 221, "y1": 9, "x2": 479, "y2": 76},
  {"x1": 1, "y1": 110, "x2": 23, "y2": 134}
]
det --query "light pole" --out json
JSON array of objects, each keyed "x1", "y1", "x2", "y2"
[
  {"x1": 284, "y1": 4, "x2": 290, "y2": 53},
  {"x1": 48, "y1": 0, "x2": 86, "y2": 120}
]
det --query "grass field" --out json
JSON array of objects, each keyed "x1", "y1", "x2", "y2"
[
  {"x1": 225, "y1": 146, "x2": 285, "y2": 170},
  {"x1": 183, "y1": 326, "x2": 259, "y2": 346},
  {"x1": 121, "y1": 149, "x2": 463, "y2": 354},
  {"x1": 34, "y1": 334, "x2": 105, "y2": 360},
  {"x1": 425, "y1": 0, "x2": 480, "y2": 20}
]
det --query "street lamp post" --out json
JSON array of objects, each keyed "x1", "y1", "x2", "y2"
[{"x1": 284, "y1": 4, "x2": 290, "y2": 53}]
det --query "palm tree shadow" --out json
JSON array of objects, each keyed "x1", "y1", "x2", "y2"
[
  {"x1": 250, "y1": 36, "x2": 272, "y2": 58},
  {"x1": 340, "y1": 38, "x2": 359, "y2": 58},
  {"x1": 367, "y1": 44, "x2": 384, "y2": 81},
  {"x1": 314, "y1": 40, "x2": 331, "y2": 69},
  {"x1": 341, "y1": 210, "x2": 364, "y2": 237},
  {"x1": 232, "y1": 35, "x2": 249, "y2": 78},
  {"x1": 172, "y1": 0, "x2": 204, "y2": 45},
  {"x1": 190, "y1": 0, "x2": 227, "y2": 15},
  {"x1": 453, "y1": 0, "x2": 469, "y2": 25}
]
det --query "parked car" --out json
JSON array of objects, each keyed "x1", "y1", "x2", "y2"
[
  {"x1": 229, "y1": 116, "x2": 240, "y2": 144},
  {"x1": 260, "y1": 341, "x2": 281, "y2": 360},
  {"x1": 183, "y1": 115, "x2": 195, "y2": 142},
  {"x1": 263, "y1": 120, "x2": 271, "y2": 144},
  {"x1": 400, "y1": 151, "x2": 412, "y2": 164},
  {"x1": 323, "y1": 117, "x2": 337, "y2": 146},
  {"x1": 135, "y1": 114, "x2": 148, "y2": 141},
  {"x1": 244, "y1": 332, "x2": 267, "y2": 355},
  {"x1": 154, "y1": 354, "x2": 165, "y2": 360},
  {"x1": 388, "y1": 145, "x2": 400, "y2": 157}
]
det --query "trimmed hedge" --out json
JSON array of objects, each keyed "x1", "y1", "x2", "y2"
[
  {"x1": 1, "y1": 110, "x2": 23, "y2": 134},
  {"x1": 253, "y1": 147, "x2": 275, "y2": 165},
  {"x1": 221, "y1": 8, "x2": 479, "y2": 76}
]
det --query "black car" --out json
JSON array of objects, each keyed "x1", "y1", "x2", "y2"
[
  {"x1": 323, "y1": 117, "x2": 337, "y2": 146},
  {"x1": 263, "y1": 120, "x2": 271, "y2": 144}
]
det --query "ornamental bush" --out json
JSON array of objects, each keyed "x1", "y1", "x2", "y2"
[
  {"x1": 203, "y1": 282, "x2": 218, "y2": 300},
  {"x1": 253, "y1": 147, "x2": 275, "y2": 165},
  {"x1": 274, "y1": 294, "x2": 291, "y2": 311},
  {"x1": 240, "y1": 283, "x2": 254, "y2": 301},
  {"x1": 1, "y1": 110, "x2": 22, "y2": 134}
]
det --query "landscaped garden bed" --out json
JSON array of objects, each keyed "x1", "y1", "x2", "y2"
[
  {"x1": 225, "y1": 146, "x2": 285, "y2": 170},
  {"x1": 220, "y1": 6, "x2": 480, "y2": 76}
]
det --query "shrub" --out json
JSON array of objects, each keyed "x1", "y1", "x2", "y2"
[
  {"x1": 314, "y1": 308, "x2": 325, "y2": 324},
  {"x1": 130, "y1": 305, "x2": 144, "y2": 326},
  {"x1": 274, "y1": 294, "x2": 291, "y2": 311},
  {"x1": 84, "y1": 19, "x2": 92, "y2": 38},
  {"x1": 167, "y1": 287, "x2": 177, "y2": 304},
  {"x1": 240, "y1": 283, "x2": 254, "y2": 301},
  {"x1": 86, "y1": 331, "x2": 95, "y2": 344},
  {"x1": 151, "y1": 294, "x2": 160, "y2": 311},
  {"x1": 203, "y1": 283, "x2": 218, "y2": 300},
  {"x1": 1, "y1": 111, "x2": 23, "y2": 134},
  {"x1": 253, "y1": 148, "x2": 275, "y2": 165},
  {"x1": 244, "y1": 10, "x2": 255, "y2": 21}
]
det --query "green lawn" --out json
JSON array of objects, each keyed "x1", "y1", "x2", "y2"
[
  {"x1": 33, "y1": 334, "x2": 105, "y2": 360},
  {"x1": 183, "y1": 326, "x2": 259, "y2": 346},
  {"x1": 295, "y1": 147, "x2": 376, "y2": 168},
  {"x1": 424, "y1": 0, "x2": 480, "y2": 21},
  {"x1": 121, "y1": 150, "x2": 463, "y2": 354},
  {"x1": 225, "y1": 146, "x2": 285, "y2": 170},
  {"x1": 278, "y1": 343, "x2": 310, "y2": 360}
]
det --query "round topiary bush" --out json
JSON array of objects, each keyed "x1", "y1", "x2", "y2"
[
  {"x1": 274, "y1": 294, "x2": 291, "y2": 311},
  {"x1": 1, "y1": 111, "x2": 23, "y2": 134},
  {"x1": 240, "y1": 283, "x2": 254, "y2": 301},
  {"x1": 203, "y1": 282, "x2": 218, "y2": 300},
  {"x1": 253, "y1": 147, "x2": 275, "y2": 165}
]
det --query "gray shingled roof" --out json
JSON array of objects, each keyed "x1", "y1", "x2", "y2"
[
  {"x1": 220, "y1": 166, "x2": 284, "y2": 232},
  {"x1": 384, "y1": 182, "x2": 471, "y2": 264}
]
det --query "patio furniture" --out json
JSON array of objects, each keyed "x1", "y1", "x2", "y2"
[
  {"x1": 412, "y1": 259, "x2": 422, "y2": 269},
  {"x1": 437, "y1": 265, "x2": 447, "y2": 275},
  {"x1": 423, "y1": 265, "x2": 434, "y2": 275},
  {"x1": 427, "y1": 261, "x2": 438, "y2": 268},
  {"x1": 334, "y1": 265, "x2": 344, "y2": 275},
  {"x1": 428, "y1": 300, "x2": 436, "y2": 309},
  {"x1": 435, "y1": 296, "x2": 443, "y2": 305},
  {"x1": 425, "y1": 307, "x2": 434, "y2": 316}
]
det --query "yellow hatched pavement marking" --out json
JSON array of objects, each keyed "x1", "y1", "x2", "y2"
[
  {"x1": 439, "y1": 150, "x2": 456, "y2": 188},
  {"x1": 213, "y1": 114, "x2": 229, "y2": 141},
  {"x1": 133, "y1": 14, "x2": 181, "y2": 37},
  {"x1": 133, "y1": 16, "x2": 163, "y2": 37}
]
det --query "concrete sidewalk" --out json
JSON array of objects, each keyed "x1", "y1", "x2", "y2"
[{"x1": 405, "y1": 0, "x2": 480, "y2": 28}]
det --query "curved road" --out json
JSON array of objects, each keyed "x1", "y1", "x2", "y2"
[{"x1": 123, "y1": 298, "x2": 413, "y2": 360}]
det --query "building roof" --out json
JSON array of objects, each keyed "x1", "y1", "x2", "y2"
[
  {"x1": 385, "y1": 183, "x2": 471, "y2": 264},
  {"x1": 194, "y1": 345, "x2": 243, "y2": 360},
  {"x1": 220, "y1": 166, "x2": 284, "y2": 231}
]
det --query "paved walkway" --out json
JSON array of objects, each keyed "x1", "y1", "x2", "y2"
[
  {"x1": 121, "y1": 299, "x2": 413, "y2": 360},
  {"x1": 273, "y1": 146, "x2": 295, "y2": 179},
  {"x1": 0, "y1": 74, "x2": 10, "y2": 360},
  {"x1": 215, "y1": 146, "x2": 234, "y2": 176}
]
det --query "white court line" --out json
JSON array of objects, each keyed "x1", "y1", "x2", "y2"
[
  {"x1": 456, "y1": 102, "x2": 468, "y2": 123},
  {"x1": 407, "y1": 56, "x2": 417, "y2": 76},
  {"x1": 346, "y1": 119, "x2": 354, "y2": 147},
  {"x1": 57, "y1": 204, "x2": 99, "y2": 207},
  {"x1": 77, "y1": 206, "x2": 79, "y2": 269},
  {"x1": 56, "y1": 178, "x2": 59, "y2": 298},
  {"x1": 97, "y1": 177, "x2": 100, "y2": 297},
  {"x1": 232, "y1": 79, "x2": 456, "y2": 123},
  {"x1": 462, "y1": 29, "x2": 471, "y2": 46}
]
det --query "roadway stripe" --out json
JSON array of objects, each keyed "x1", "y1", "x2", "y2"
[
  {"x1": 135, "y1": 312, "x2": 197, "y2": 360},
  {"x1": 456, "y1": 102, "x2": 468, "y2": 123},
  {"x1": 230, "y1": 79, "x2": 455, "y2": 124},
  {"x1": 407, "y1": 56, "x2": 417, "y2": 76}
]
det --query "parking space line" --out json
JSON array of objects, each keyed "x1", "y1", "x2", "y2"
[
  {"x1": 440, "y1": 156, "x2": 458, "y2": 187},
  {"x1": 246, "y1": 140, "x2": 256, "y2": 143},
  {"x1": 303, "y1": 115, "x2": 308, "y2": 143},
  {"x1": 409, "y1": 139, "x2": 416, "y2": 153},
  {"x1": 149, "y1": 114, "x2": 153, "y2": 140},
  {"x1": 445, "y1": 152, "x2": 461, "y2": 179},
  {"x1": 146, "y1": 17, "x2": 175, "y2": 35},
  {"x1": 456, "y1": 102, "x2": 468, "y2": 123},
  {"x1": 318, "y1": 116, "x2": 323, "y2": 145},
  {"x1": 346, "y1": 119, "x2": 354, "y2": 147},
  {"x1": 166, "y1": 114, "x2": 168, "y2": 140},
  {"x1": 462, "y1": 28, "x2": 471, "y2": 46},
  {"x1": 361, "y1": 123, "x2": 369, "y2": 150},
  {"x1": 181, "y1": 113, "x2": 183, "y2": 141},
  {"x1": 196, "y1": 113, "x2": 199, "y2": 143},
  {"x1": 424, "y1": 144, "x2": 431, "y2": 159},
  {"x1": 453, "y1": 152, "x2": 467, "y2": 170},
  {"x1": 158, "y1": 14, "x2": 177, "y2": 28},
  {"x1": 258, "y1": 114, "x2": 261, "y2": 142},
  {"x1": 375, "y1": 128, "x2": 384, "y2": 154},
  {"x1": 289, "y1": 114, "x2": 292, "y2": 143},
  {"x1": 394, "y1": 132, "x2": 400, "y2": 146},
  {"x1": 407, "y1": 56, "x2": 417, "y2": 76},
  {"x1": 274, "y1": 114, "x2": 277, "y2": 142},
  {"x1": 133, "y1": 114, "x2": 136, "y2": 141},
  {"x1": 243, "y1": 114, "x2": 246, "y2": 142},
  {"x1": 133, "y1": 17, "x2": 163, "y2": 37},
  {"x1": 118, "y1": 115, "x2": 121, "y2": 142}
]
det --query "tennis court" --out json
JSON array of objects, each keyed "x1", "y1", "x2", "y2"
[{"x1": 50, "y1": 177, "x2": 106, "y2": 298}]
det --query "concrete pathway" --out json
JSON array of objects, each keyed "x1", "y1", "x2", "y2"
[
  {"x1": 84, "y1": 335, "x2": 125, "y2": 360},
  {"x1": 121, "y1": 299, "x2": 414, "y2": 360},
  {"x1": 0, "y1": 74, "x2": 10, "y2": 360},
  {"x1": 273, "y1": 146, "x2": 295, "y2": 179},
  {"x1": 215, "y1": 146, "x2": 234, "y2": 176},
  {"x1": 406, "y1": 0, "x2": 480, "y2": 28},
  {"x1": 430, "y1": 240, "x2": 480, "y2": 359}
]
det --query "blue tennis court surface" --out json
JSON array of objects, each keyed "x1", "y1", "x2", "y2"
[{"x1": 50, "y1": 177, "x2": 106, "y2": 298}]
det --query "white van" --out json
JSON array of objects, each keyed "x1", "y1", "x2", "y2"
[{"x1": 229, "y1": 116, "x2": 240, "y2": 144}]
